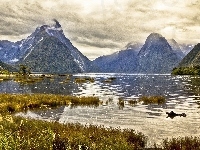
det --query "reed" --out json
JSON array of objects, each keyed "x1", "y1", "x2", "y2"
[
  {"x1": 0, "y1": 94, "x2": 101, "y2": 114},
  {"x1": 128, "y1": 100, "x2": 137, "y2": 106},
  {"x1": 138, "y1": 96, "x2": 165, "y2": 105},
  {"x1": 0, "y1": 115, "x2": 147, "y2": 149},
  {"x1": 118, "y1": 98, "x2": 125, "y2": 109},
  {"x1": 154, "y1": 136, "x2": 200, "y2": 150},
  {"x1": 75, "y1": 77, "x2": 95, "y2": 83}
]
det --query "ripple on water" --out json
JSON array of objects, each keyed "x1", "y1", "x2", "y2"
[{"x1": 8, "y1": 74, "x2": 200, "y2": 147}]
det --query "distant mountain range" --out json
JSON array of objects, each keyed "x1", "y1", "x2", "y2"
[
  {"x1": 93, "y1": 33, "x2": 192, "y2": 74},
  {"x1": 0, "y1": 20, "x2": 194, "y2": 74},
  {"x1": 93, "y1": 44, "x2": 141, "y2": 73}
]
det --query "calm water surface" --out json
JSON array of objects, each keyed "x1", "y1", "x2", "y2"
[{"x1": 2, "y1": 73, "x2": 200, "y2": 146}]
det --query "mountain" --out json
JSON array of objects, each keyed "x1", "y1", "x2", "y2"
[
  {"x1": 137, "y1": 33, "x2": 181, "y2": 73},
  {"x1": 0, "y1": 60, "x2": 17, "y2": 72},
  {"x1": 93, "y1": 33, "x2": 182, "y2": 74},
  {"x1": 18, "y1": 36, "x2": 82, "y2": 73},
  {"x1": 168, "y1": 39, "x2": 185, "y2": 59},
  {"x1": 92, "y1": 43, "x2": 141, "y2": 73},
  {"x1": 0, "y1": 40, "x2": 20, "y2": 63},
  {"x1": 0, "y1": 20, "x2": 97, "y2": 73},
  {"x1": 179, "y1": 44, "x2": 194, "y2": 55},
  {"x1": 177, "y1": 43, "x2": 200, "y2": 67}
]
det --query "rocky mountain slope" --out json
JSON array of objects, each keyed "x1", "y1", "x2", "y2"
[
  {"x1": 0, "y1": 40, "x2": 20, "y2": 63},
  {"x1": 93, "y1": 44, "x2": 141, "y2": 73},
  {"x1": 93, "y1": 33, "x2": 182, "y2": 74},
  {"x1": 168, "y1": 39, "x2": 185, "y2": 59},
  {"x1": 0, "y1": 20, "x2": 96, "y2": 73},
  {"x1": 137, "y1": 33, "x2": 181, "y2": 73},
  {"x1": 179, "y1": 44, "x2": 194, "y2": 55},
  {"x1": 0, "y1": 21, "x2": 192, "y2": 74},
  {"x1": 177, "y1": 43, "x2": 200, "y2": 67}
]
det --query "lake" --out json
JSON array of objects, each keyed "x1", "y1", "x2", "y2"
[{"x1": 2, "y1": 73, "x2": 200, "y2": 146}]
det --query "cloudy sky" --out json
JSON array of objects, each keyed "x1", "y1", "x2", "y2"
[{"x1": 0, "y1": 0, "x2": 200, "y2": 60}]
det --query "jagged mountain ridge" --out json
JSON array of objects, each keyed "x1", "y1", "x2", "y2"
[
  {"x1": 179, "y1": 44, "x2": 194, "y2": 55},
  {"x1": 93, "y1": 33, "x2": 182, "y2": 74},
  {"x1": 0, "y1": 20, "x2": 96, "y2": 73},
  {"x1": 137, "y1": 33, "x2": 181, "y2": 73},
  {"x1": 17, "y1": 34, "x2": 82, "y2": 73},
  {"x1": 0, "y1": 22, "x2": 193, "y2": 74}
]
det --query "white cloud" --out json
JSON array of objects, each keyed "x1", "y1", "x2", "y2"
[{"x1": 0, "y1": 0, "x2": 199, "y2": 59}]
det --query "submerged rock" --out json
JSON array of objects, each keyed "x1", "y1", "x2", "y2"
[{"x1": 166, "y1": 111, "x2": 186, "y2": 119}]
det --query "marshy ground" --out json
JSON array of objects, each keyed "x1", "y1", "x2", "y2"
[
  {"x1": 0, "y1": 93, "x2": 199, "y2": 149},
  {"x1": 0, "y1": 73, "x2": 200, "y2": 149}
]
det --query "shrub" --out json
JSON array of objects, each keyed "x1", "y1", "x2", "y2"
[
  {"x1": 139, "y1": 96, "x2": 165, "y2": 105},
  {"x1": 157, "y1": 137, "x2": 200, "y2": 150}
]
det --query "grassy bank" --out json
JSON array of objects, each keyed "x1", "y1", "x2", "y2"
[
  {"x1": 0, "y1": 94, "x2": 100, "y2": 114},
  {"x1": 0, "y1": 94, "x2": 200, "y2": 149},
  {"x1": 0, "y1": 115, "x2": 147, "y2": 149}
]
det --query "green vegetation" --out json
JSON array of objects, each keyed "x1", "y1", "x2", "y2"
[
  {"x1": 0, "y1": 61, "x2": 17, "y2": 73},
  {"x1": 0, "y1": 115, "x2": 147, "y2": 149},
  {"x1": 117, "y1": 96, "x2": 165, "y2": 107},
  {"x1": 13, "y1": 76, "x2": 44, "y2": 84},
  {"x1": 154, "y1": 136, "x2": 200, "y2": 150},
  {"x1": 18, "y1": 64, "x2": 31, "y2": 76},
  {"x1": 177, "y1": 43, "x2": 200, "y2": 69},
  {"x1": 0, "y1": 94, "x2": 200, "y2": 149},
  {"x1": 0, "y1": 69, "x2": 10, "y2": 75},
  {"x1": 139, "y1": 96, "x2": 166, "y2": 105},
  {"x1": 75, "y1": 77, "x2": 95, "y2": 83},
  {"x1": 172, "y1": 66, "x2": 200, "y2": 75},
  {"x1": 0, "y1": 94, "x2": 100, "y2": 114}
]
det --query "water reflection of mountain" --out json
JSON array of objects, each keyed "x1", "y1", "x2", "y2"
[
  {"x1": 0, "y1": 76, "x2": 80, "y2": 95},
  {"x1": 0, "y1": 80, "x2": 31, "y2": 93},
  {"x1": 27, "y1": 77, "x2": 79, "y2": 95}
]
